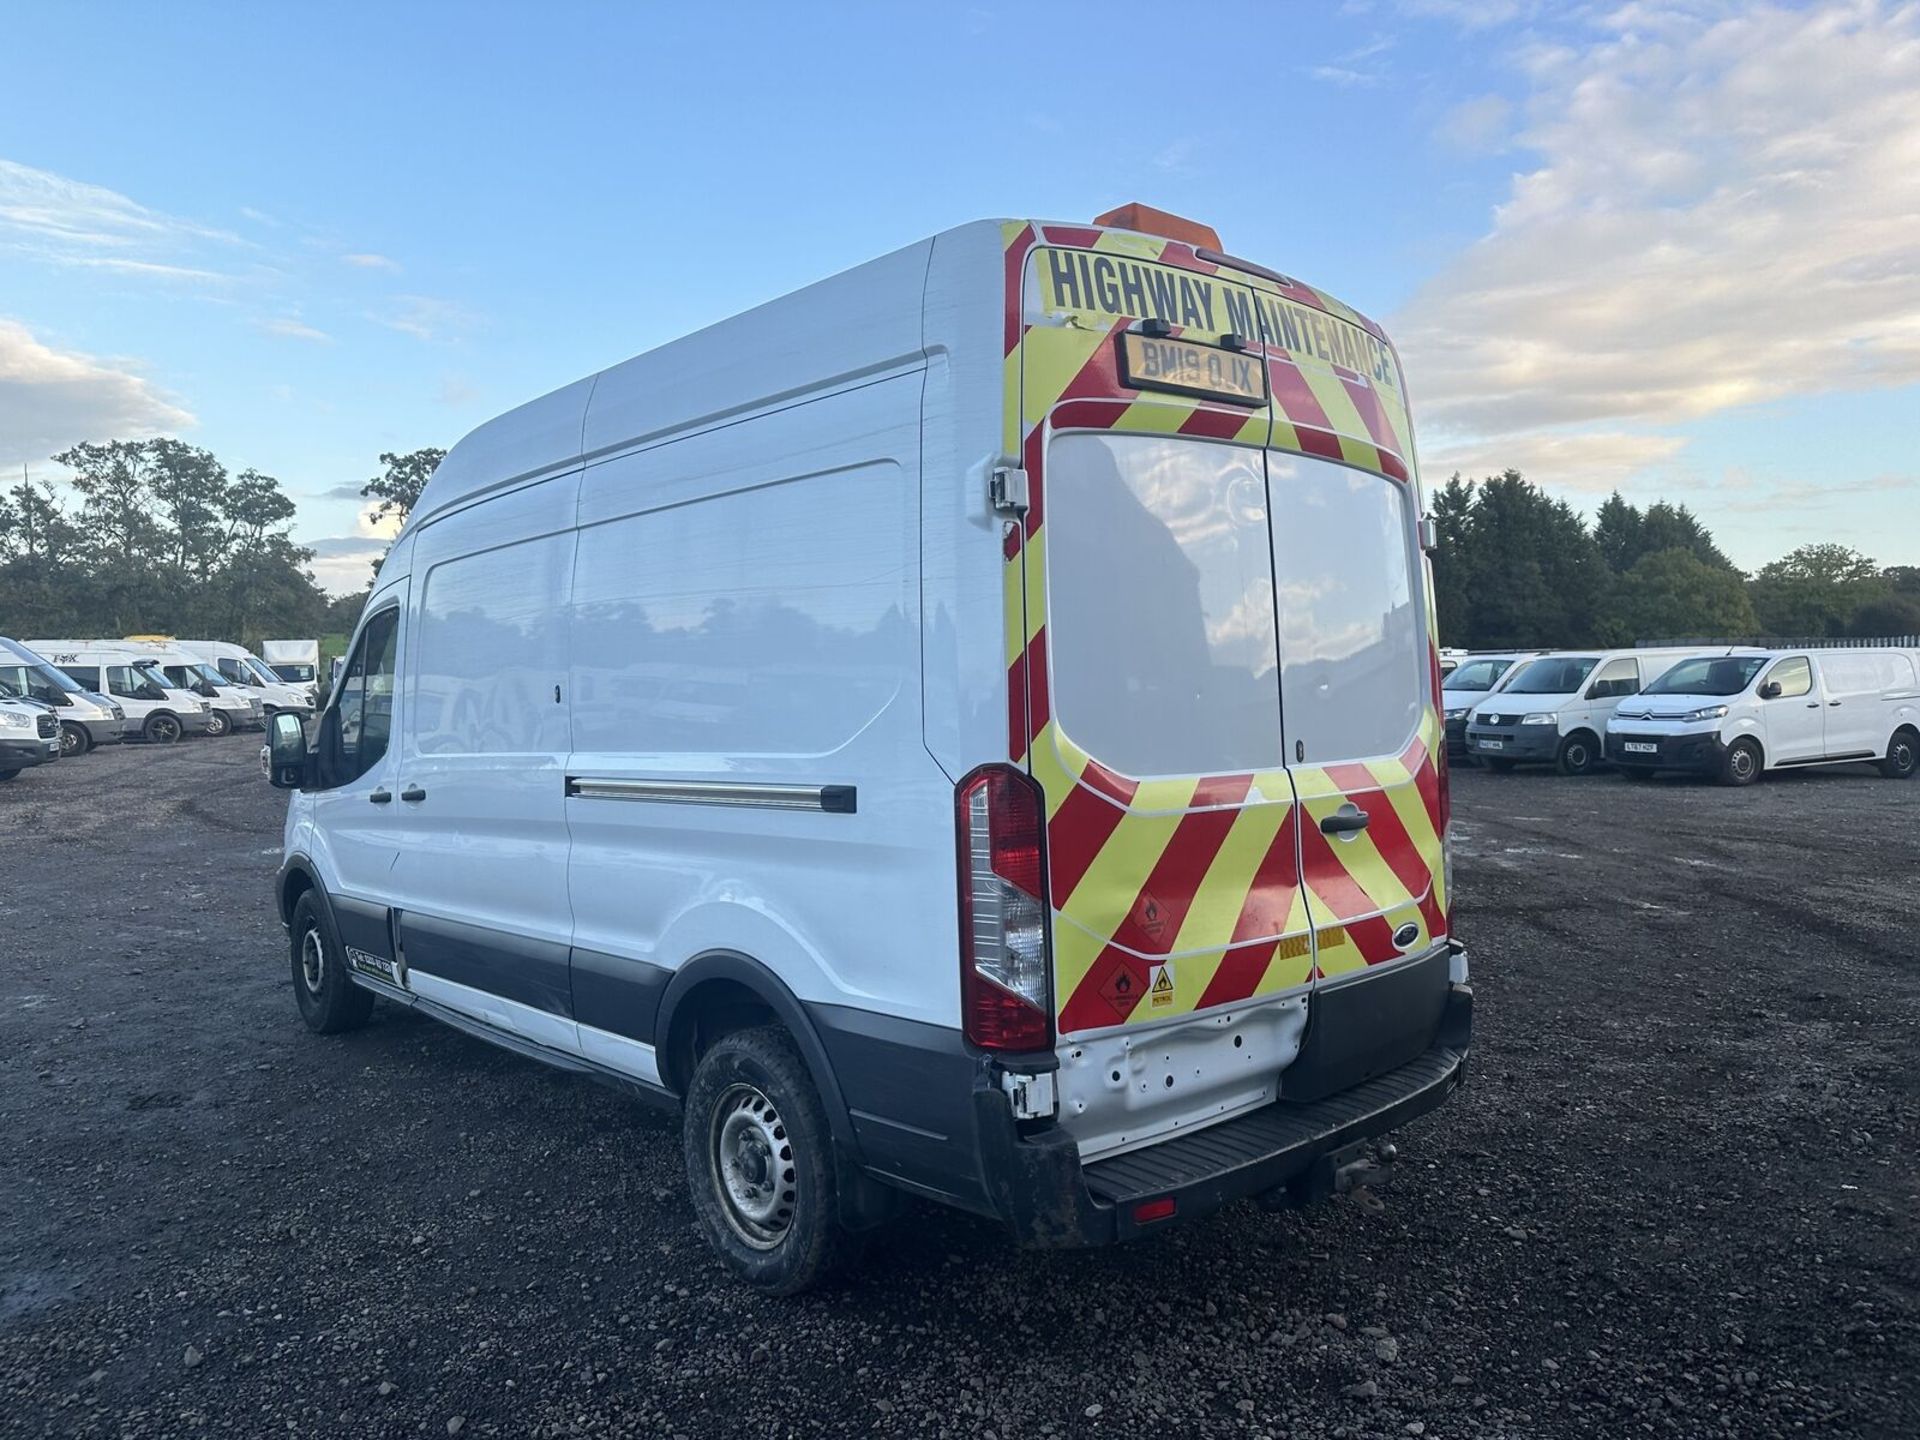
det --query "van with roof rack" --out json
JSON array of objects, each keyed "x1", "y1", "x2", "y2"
[{"x1": 1606, "y1": 647, "x2": 1920, "y2": 784}]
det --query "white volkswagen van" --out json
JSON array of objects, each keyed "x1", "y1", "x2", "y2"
[
  {"x1": 31, "y1": 642, "x2": 213, "y2": 743},
  {"x1": 1439, "y1": 652, "x2": 1537, "y2": 760},
  {"x1": 1606, "y1": 648, "x2": 1920, "y2": 784},
  {"x1": 1464, "y1": 647, "x2": 1708, "y2": 775},
  {"x1": 174, "y1": 639, "x2": 315, "y2": 719},
  {"x1": 264, "y1": 209, "x2": 1469, "y2": 1292},
  {"x1": 0, "y1": 637, "x2": 128, "y2": 756}
]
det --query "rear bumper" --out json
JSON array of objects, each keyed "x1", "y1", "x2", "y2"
[
  {"x1": 1465, "y1": 725, "x2": 1557, "y2": 763},
  {"x1": 982, "y1": 977, "x2": 1473, "y2": 1248},
  {"x1": 1606, "y1": 730, "x2": 1723, "y2": 774}
]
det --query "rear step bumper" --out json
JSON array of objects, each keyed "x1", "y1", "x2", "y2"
[{"x1": 979, "y1": 981, "x2": 1472, "y2": 1247}]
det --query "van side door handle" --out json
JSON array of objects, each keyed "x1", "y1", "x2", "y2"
[
  {"x1": 368, "y1": 788, "x2": 392, "y2": 804},
  {"x1": 1320, "y1": 806, "x2": 1370, "y2": 836},
  {"x1": 399, "y1": 786, "x2": 427, "y2": 803}
]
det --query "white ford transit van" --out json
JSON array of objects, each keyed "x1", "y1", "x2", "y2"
[
  {"x1": 0, "y1": 692, "x2": 61, "y2": 779},
  {"x1": 1606, "y1": 648, "x2": 1920, "y2": 784},
  {"x1": 0, "y1": 637, "x2": 128, "y2": 756},
  {"x1": 32, "y1": 642, "x2": 214, "y2": 743},
  {"x1": 174, "y1": 639, "x2": 315, "y2": 719},
  {"x1": 120, "y1": 642, "x2": 262, "y2": 736},
  {"x1": 264, "y1": 209, "x2": 1469, "y2": 1292},
  {"x1": 1464, "y1": 647, "x2": 1708, "y2": 775}
]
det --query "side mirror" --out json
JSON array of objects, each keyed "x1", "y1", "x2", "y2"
[
  {"x1": 267, "y1": 711, "x2": 308, "y2": 790},
  {"x1": 1758, "y1": 681, "x2": 1781, "y2": 700}
]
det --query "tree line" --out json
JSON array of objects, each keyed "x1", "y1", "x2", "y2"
[
  {"x1": 6, "y1": 443, "x2": 1916, "y2": 654},
  {"x1": 1430, "y1": 471, "x2": 1920, "y2": 649}
]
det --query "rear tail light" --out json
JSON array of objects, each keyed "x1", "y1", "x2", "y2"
[{"x1": 956, "y1": 764, "x2": 1052, "y2": 1052}]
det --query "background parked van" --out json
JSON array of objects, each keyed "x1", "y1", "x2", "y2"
[
  {"x1": 0, "y1": 691, "x2": 61, "y2": 779},
  {"x1": 121, "y1": 641, "x2": 262, "y2": 737},
  {"x1": 262, "y1": 640, "x2": 321, "y2": 703},
  {"x1": 1465, "y1": 647, "x2": 1708, "y2": 775},
  {"x1": 1440, "y1": 652, "x2": 1537, "y2": 759},
  {"x1": 0, "y1": 637, "x2": 128, "y2": 756},
  {"x1": 173, "y1": 640, "x2": 315, "y2": 719},
  {"x1": 1607, "y1": 648, "x2": 1920, "y2": 784},
  {"x1": 31, "y1": 642, "x2": 213, "y2": 743},
  {"x1": 265, "y1": 210, "x2": 1468, "y2": 1293}
]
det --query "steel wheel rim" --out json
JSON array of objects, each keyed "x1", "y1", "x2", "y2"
[
  {"x1": 152, "y1": 717, "x2": 179, "y2": 743},
  {"x1": 1566, "y1": 742, "x2": 1589, "y2": 770},
  {"x1": 710, "y1": 1083, "x2": 796, "y2": 1249},
  {"x1": 207, "y1": 712, "x2": 227, "y2": 735},
  {"x1": 1896, "y1": 739, "x2": 1915, "y2": 773},
  {"x1": 299, "y1": 927, "x2": 326, "y2": 995},
  {"x1": 59, "y1": 726, "x2": 82, "y2": 757},
  {"x1": 1732, "y1": 746, "x2": 1755, "y2": 780}
]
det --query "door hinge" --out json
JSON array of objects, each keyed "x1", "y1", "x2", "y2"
[{"x1": 990, "y1": 464, "x2": 1030, "y2": 515}]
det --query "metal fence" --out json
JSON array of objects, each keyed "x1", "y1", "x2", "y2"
[{"x1": 1639, "y1": 635, "x2": 1920, "y2": 649}]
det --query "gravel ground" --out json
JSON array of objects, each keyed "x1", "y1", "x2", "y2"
[{"x1": 1, "y1": 740, "x2": 1916, "y2": 1439}]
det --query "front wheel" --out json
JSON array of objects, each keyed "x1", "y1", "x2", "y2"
[
  {"x1": 143, "y1": 713, "x2": 182, "y2": 744},
  {"x1": 683, "y1": 1025, "x2": 858, "y2": 1295},
  {"x1": 204, "y1": 709, "x2": 231, "y2": 738},
  {"x1": 1556, "y1": 731, "x2": 1601, "y2": 777},
  {"x1": 1720, "y1": 737, "x2": 1762, "y2": 787},
  {"x1": 59, "y1": 722, "x2": 91, "y2": 757},
  {"x1": 289, "y1": 890, "x2": 374, "y2": 1034},
  {"x1": 1882, "y1": 729, "x2": 1919, "y2": 780}
]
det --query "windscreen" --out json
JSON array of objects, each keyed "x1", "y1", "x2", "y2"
[
  {"x1": 134, "y1": 662, "x2": 178, "y2": 693},
  {"x1": 1643, "y1": 656, "x2": 1766, "y2": 696},
  {"x1": 244, "y1": 658, "x2": 283, "y2": 687},
  {"x1": 1503, "y1": 656, "x2": 1598, "y2": 695},
  {"x1": 1442, "y1": 658, "x2": 1512, "y2": 692}
]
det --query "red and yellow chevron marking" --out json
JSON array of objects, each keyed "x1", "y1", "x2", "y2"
[{"x1": 999, "y1": 220, "x2": 1447, "y2": 1037}]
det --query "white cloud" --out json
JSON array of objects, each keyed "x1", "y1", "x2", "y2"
[
  {"x1": 374, "y1": 294, "x2": 479, "y2": 342},
  {"x1": 257, "y1": 316, "x2": 332, "y2": 344},
  {"x1": 1399, "y1": 0, "x2": 1527, "y2": 27},
  {"x1": 299, "y1": 503, "x2": 406, "y2": 594},
  {"x1": 1397, "y1": 1, "x2": 1920, "y2": 491},
  {"x1": 1311, "y1": 65, "x2": 1380, "y2": 87},
  {"x1": 0, "y1": 318, "x2": 192, "y2": 467},
  {"x1": 341, "y1": 252, "x2": 400, "y2": 272},
  {"x1": 1436, "y1": 93, "x2": 1512, "y2": 152},
  {"x1": 1420, "y1": 430, "x2": 1688, "y2": 493},
  {"x1": 0, "y1": 158, "x2": 240, "y2": 280}
]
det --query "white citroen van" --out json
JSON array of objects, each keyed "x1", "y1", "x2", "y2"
[
  {"x1": 174, "y1": 639, "x2": 315, "y2": 719},
  {"x1": 0, "y1": 637, "x2": 129, "y2": 756},
  {"x1": 31, "y1": 642, "x2": 213, "y2": 743},
  {"x1": 1464, "y1": 647, "x2": 1708, "y2": 775},
  {"x1": 264, "y1": 209, "x2": 1470, "y2": 1293},
  {"x1": 1606, "y1": 648, "x2": 1920, "y2": 784}
]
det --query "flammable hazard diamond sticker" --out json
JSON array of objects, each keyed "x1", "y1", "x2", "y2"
[{"x1": 1096, "y1": 960, "x2": 1146, "y2": 1021}]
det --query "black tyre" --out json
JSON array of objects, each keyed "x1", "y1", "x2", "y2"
[
  {"x1": 289, "y1": 890, "x2": 374, "y2": 1034},
  {"x1": 1482, "y1": 757, "x2": 1516, "y2": 773},
  {"x1": 204, "y1": 709, "x2": 231, "y2": 738},
  {"x1": 143, "y1": 712, "x2": 182, "y2": 744},
  {"x1": 1882, "y1": 728, "x2": 1919, "y2": 780},
  {"x1": 59, "y1": 722, "x2": 91, "y2": 757},
  {"x1": 0, "y1": 769, "x2": 18, "y2": 782},
  {"x1": 1720, "y1": 736, "x2": 1762, "y2": 787},
  {"x1": 683, "y1": 1025, "x2": 858, "y2": 1295},
  {"x1": 1556, "y1": 731, "x2": 1601, "y2": 776}
]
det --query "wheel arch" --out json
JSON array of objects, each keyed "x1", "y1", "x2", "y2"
[
  {"x1": 657, "y1": 950, "x2": 858, "y2": 1156},
  {"x1": 277, "y1": 853, "x2": 323, "y2": 928}
]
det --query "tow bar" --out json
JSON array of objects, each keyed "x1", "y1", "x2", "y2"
[{"x1": 1256, "y1": 1140, "x2": 1400, "y2": 1212}]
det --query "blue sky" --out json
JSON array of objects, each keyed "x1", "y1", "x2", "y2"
[{"x1": 3, "y1": 0, "x2": 1916, "y2": 592}]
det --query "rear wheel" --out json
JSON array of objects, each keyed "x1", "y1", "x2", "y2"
[
  {"x1": 1720, "y1": 736, "x2": 1763, "y2": 787},
  {"x1": 142, "y1": 713, "x2": 182, "y2": 744},
  {"x1": 1556, "y1": 731, "x2": 1601, "y2": 776},
  {"x1": 204, "y1": 709, "x2": 231, "y2": 738},
  {"x1": 1882, "y1": 727, "x2": 1919, "y2": 780},
  {"x1": 683, "y1": 1025, "x2": 858, "y2": 1295},
  {"x1": 59, "y1": 722, "x2": 91, "y2": 757},
  {"x1": 289, "y1": 890, "x2": 374, "y2": 1034}
]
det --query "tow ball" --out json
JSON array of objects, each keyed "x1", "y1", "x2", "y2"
[{"x1": 1256, "y1": 1140, "x2": 1399, "y2": 1212}]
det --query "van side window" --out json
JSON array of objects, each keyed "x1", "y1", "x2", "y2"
[
  {"x1": 1766, "y1": 656, "x2": 1812, "y2": 698},
  {"x1": 61, "y1": 665, "x2": 101, "y2": 691},
  {"x1": 106, "y1": 666, "x2": 148, "y2": 699},
  {"x1": 319, "y1": 607, "x2": 400, "y2": 787},
  {"x1": 1586, "y1": 658, "x2": 1639, "y2": 699},
  {"x1": 217, "y1": 658, "x2": 248, "y2": 683}
]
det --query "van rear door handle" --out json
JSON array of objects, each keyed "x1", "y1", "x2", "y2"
[
  {"x1": 400, "y1": 786, "x2": 427, "y2": 802},
  {"x1": 368, "y1": 788, "x2": 392, "y2": 804},
  {"x1": 1320, "y1": 806, "x2": 1370, "y2": 836}
]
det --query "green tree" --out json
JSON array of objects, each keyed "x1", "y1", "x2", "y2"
[
  {"x1": 361, "y1": 446, "x2": 445, "y2": 579},
  {"x1": 1749, "y1": 543, "x2": 1888, "y2": 637},
  {"x1": 1428, "y1": 473, "x2": 1476, "y2": 646},
  {"x1": 1613, "y1": 549, "x2": 1758, "y2": 642},
  {"x1": 1849, "y1": 594, "x2": 1920, "y2": 640},
  {"x1": 1460, "y1": 470, "x2": 1609, "y2": 647}
]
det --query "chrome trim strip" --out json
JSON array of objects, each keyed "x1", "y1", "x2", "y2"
[{"x1": 564, "y1": 776, "x2": 856, "y2": 814}]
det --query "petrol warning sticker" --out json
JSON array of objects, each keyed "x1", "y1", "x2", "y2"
[{"x1": 1149, "y1": 963, "x2": 1174, "y2": 1009}]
